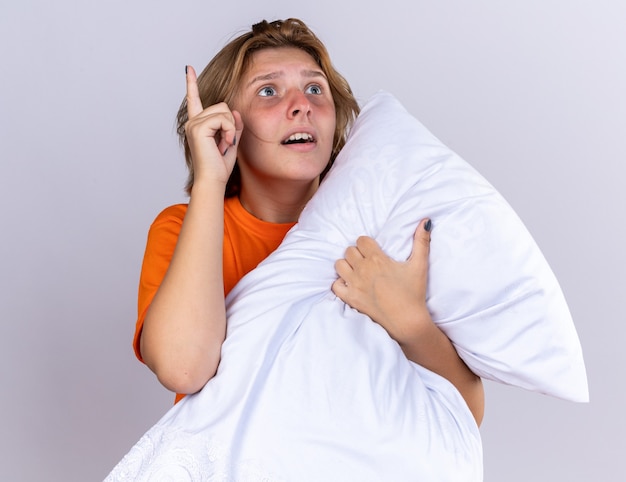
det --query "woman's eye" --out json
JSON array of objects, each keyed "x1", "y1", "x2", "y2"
[
  {"x1": 306, "y1": 85, "x2": 322, "y2": 95},
  {"x1": 258, "y1": 86, "x2": 276, "y2": 97}
]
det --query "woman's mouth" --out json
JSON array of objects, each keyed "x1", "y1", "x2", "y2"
[{"x1": 282, "y1": 133, "x2": 316, "y2": 145}]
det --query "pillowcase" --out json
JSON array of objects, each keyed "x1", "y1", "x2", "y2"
[{"x1": 279, "y1": 91, "x2": 588, "y2": 402}]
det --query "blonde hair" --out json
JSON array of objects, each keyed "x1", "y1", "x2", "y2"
[{"x1": 176, "y1": 18, "x2": 360, "y2": 196}]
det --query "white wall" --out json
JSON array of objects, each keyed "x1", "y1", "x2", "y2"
[{"x1": 1, "y1": 1, "x2": 624, "y2": 480}]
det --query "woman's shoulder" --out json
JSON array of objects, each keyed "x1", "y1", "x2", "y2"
[
  {"x1": 151, "y1": 203, "x2": 189, "y2": 226},
  {"x1": 144, "y1": 204, "x2": 189, "y2": 249}
]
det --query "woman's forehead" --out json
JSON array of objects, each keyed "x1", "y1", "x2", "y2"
[{"x1": 243, "y1": 47, "x2": 322, "y2": 80}]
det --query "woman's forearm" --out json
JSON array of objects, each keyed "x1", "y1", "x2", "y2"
[
  {"x1": 140, "y1": 179, "x2": 227, "y2": 395},
  {"x1": 398, "y1": 318, "x2": 484, "y2": 426}
]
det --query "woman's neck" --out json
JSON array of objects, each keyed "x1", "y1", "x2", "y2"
[{"x1": 238, "y1": 179, "x2": 319, "y2": 224}]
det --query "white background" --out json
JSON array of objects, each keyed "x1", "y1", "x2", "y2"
[{"x1": 1, "y1": 1, "x2": 624, "y2": 480}]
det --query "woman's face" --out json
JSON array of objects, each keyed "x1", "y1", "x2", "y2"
[{"x1": 232, "y1": 47, "x2": 337, "y2": 188}]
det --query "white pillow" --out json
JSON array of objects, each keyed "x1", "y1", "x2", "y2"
[{"x1": 288, "y1": 91, "x2": 588, "y2": 402}]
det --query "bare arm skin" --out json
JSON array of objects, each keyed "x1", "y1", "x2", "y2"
[
  {"x1": 332, "y1": 219, "x2": 485, "y2": 426},
  {"x1": 139, "y1": 67, "x2": 244, "y2": 395}
]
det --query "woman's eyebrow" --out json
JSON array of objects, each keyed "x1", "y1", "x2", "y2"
[
  {"x1": 247, "y1": 71, "x2": 282, "y2": 86},
  {"x1": 247, "y1": 69, "x2": 327, "y2": 87},
  {"x1": 301, "y1": 69, "x2": 327, "y2": 79}
]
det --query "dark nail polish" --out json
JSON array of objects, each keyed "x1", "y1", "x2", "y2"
[
  {"x1": 185, "y1": 65, "x2": 188, "y2": 74},
  {"x1": 233, "y1": 134, "x2": 237, "y2": 146},
  {"x1": 424, "y1": 219, "x2": 432, "y2": 232},
  {"x1": 223, "y1": 148, "x2": 229, "y2": 156}
]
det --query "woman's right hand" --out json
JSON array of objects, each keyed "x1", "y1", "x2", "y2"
[
  {"x1": 184, "y1": 65, "x2": 244, "y2": 186},
  {"x1": 140, "y1": 68, "x2": 244, "y2": 395}
]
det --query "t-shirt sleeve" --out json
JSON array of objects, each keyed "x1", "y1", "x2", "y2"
[{"x1": 133, "y1": 205, "x2": 186, "y2": 363}]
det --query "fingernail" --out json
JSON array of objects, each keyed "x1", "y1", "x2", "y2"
[
  {"x1": 233, "y1": 134, "x2": 237, "y2": 146},
  {"x1": 185, "y1": 65, "x2": 188, "y2": 75},
  {"x1": 424, "y1": 219, "x2": 432, "y2": 232},
  {"x1": 223, "y1": 148, "x2": 229, "y2": 156}
]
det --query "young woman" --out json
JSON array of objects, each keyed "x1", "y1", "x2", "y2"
[{"x1": 133, "y1": 18, "x2": 483, "y2": 425}]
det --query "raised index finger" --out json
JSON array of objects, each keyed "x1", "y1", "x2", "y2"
[{"x1": 185, "y1": 65, "x2": 204, "y2": 118}]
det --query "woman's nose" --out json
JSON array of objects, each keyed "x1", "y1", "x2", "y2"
[{"x1": 287, "y1": 90, "x2": 311, "y2": 118}]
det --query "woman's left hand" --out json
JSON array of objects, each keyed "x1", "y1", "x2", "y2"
[
  {"x1": 332, "y1": 218, "x2": 485, "y2": 426},
  {"x1": 332, "y1": 218, "x2": 433, "y2": 344}
]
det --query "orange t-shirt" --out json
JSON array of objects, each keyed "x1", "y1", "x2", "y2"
[{"x1": 133, "y1": 196, "x2": 296, "y2": 402}]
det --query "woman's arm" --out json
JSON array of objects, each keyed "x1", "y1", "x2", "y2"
[
  {"x1": 332, "y1": 219, "x2": 484, "y2": 426},
  {"x1": 139, "y1": 67, "x2": 243, "y2": 395}
]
